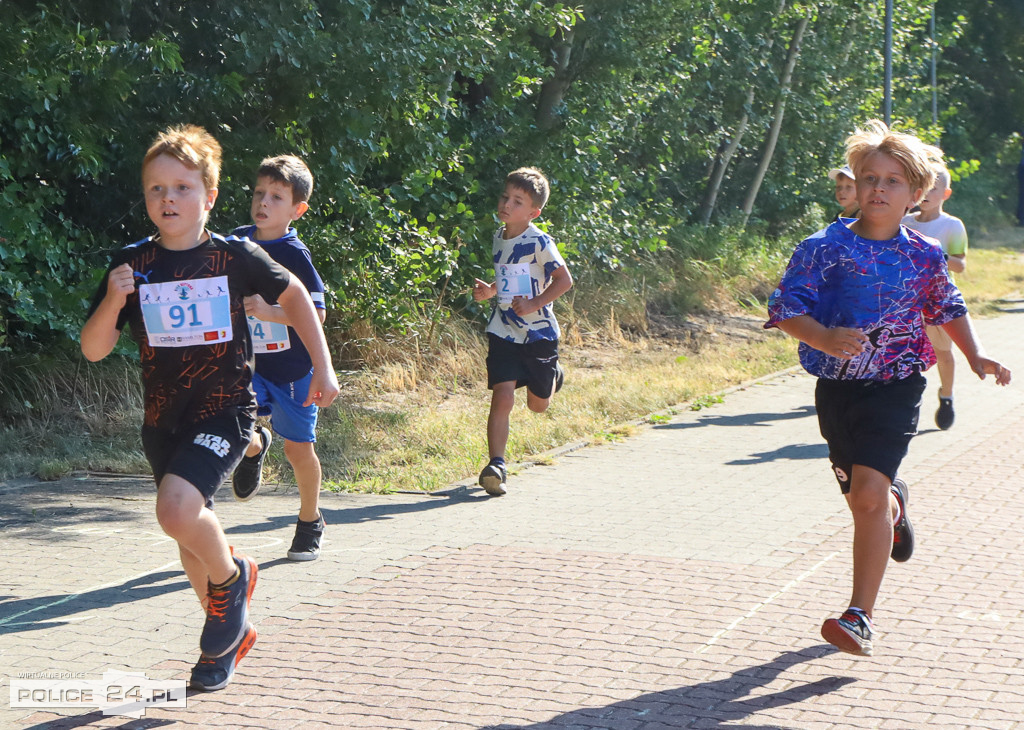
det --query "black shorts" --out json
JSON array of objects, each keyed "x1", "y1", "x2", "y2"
[
  {"x1": 141, "y1": 410, "x2": 256, "y2": 508},
  {"x1": 815, "y1": 374, "x2": 926, "y2": 493},
  {"x1": 486, "y1": 334, "x2": 560, "y2": 399}
]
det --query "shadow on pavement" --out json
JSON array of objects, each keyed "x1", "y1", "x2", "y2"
[
  {"x1": 19, "y1": 714, "x2": 177, "y2": 729},
  {"x1": 486, "y1": 646, "x2": 854, "y2": 730},
  {"x1": 726, "y1": 442, "x2": 828, "y2": 465},
  {"x1": 654, "y1": 405, "x2": 816, "y2": 431}
]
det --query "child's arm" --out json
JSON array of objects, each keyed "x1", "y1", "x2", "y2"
[
  {"x1": 81, "y1": 263, "x2": 135, "y2": 362},
  {"x1": 940, "y1": 315, "x2": 1011, "y2": 385},
  {"x1": 946, "y1": 254, "x2": 966, "y2": 274},
  {"x1": 472, "y1": 278, "x2": 496, "y2": 302},
  {"x1": 275, "y1": 278, "x2": 341, "y2": 406},
  {"x1": 244, "y1": 294, "x2": 327, "y2": 325},
  {"x1": 510, "y1": 265, "x2": 573, "y2": 316},
  {"x1": 774, "y1": 314, "x2": 869, "y2": 360}
]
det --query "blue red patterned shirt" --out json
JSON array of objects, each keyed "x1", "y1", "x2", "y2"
[{"x1": 765, "y1": 219, "x2": 967, "y2": 381}]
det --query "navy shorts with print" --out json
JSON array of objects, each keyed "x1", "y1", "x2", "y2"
[
  {"x1": 486, "y1": 333, "x2": 560, "y2": 399},
  {"x1": 141, "y1": 409, "x2": 256, "y2": 508},
  {"x1": 815, "y1": 373, "x2": 926, "y2": 493}
]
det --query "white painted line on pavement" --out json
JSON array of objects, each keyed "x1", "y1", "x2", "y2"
[
  {"x1": 0, "y1": 560, "x2": 180, "y2": 627},
  {"x1": 697, "y1": 551, "x2": 839, "y2": 654}
]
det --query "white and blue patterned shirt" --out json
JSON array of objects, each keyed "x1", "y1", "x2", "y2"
[{"x1": 485, "y1": 223, "x2": 567, "y2": 343}]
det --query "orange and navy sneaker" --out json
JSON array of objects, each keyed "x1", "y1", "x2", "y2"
[
  {"x1": 190, "y1": 623, "x2": 257, "y2": 691},
  {"x1": 200, "y1": 555, "x2": 258, "y2": 658},
  {"x1": 821, "y1": 607, "x2": 874, "y2": 656},
  {"x1": 890, "y1": 478, "x2": 914, "y2": 562}
]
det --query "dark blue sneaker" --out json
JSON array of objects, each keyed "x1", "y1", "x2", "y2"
[
  {"x1": 287, "y1": 512, "x2": 326, "y2": 562},
  {"x1": 232, "y1": 425, "x2": 272, "y2": 501},
  {"x1": 890, "y1": 478, "x2": 914, "y2": 562},
  {"x1": 478, "y1": 462, "x2": 507, "y2": 496},
  {"x1": 554, "y1": 363, "x2": 564, "y2": 394},
  {"x1": 935, "y1": 396, "x2": 955, "y2": 430},
  {"x1": 190, "y1": 623, "x2": 257, "y2": 691},
  {"x1": 200, "y1": 555, "x2": 257, "y2": 658}
]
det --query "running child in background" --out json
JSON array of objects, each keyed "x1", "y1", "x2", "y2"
[
  {"x1": 829, "y1": 164, "x2": 860, "y2": 221},
  {"x1": 472, "y1": 167, "x2": 573, "y2": 496},
  {"x1": 231, "y1": 155, "x2": 329, "y2": 561},
  {"x1": 901, "y1": 162, "x2": 969, "y2": 430},
  {"x1": 765, "y1": 120, "x2": 1010, "y2": 656},
  {"x1": 81, "y1": 125, "x2": 339, "y2": 690}
]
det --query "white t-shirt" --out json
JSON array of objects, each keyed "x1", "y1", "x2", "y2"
[
  {"x1": 485, "y1": 223, "x2": 567, "y2": 343},
  {"x1": 901, "y1": 211, "x2": 968, "y2": 256}
]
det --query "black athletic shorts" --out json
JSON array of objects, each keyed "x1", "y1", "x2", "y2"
[
  {"x1": 486, "y1": 334, "x2": 560, "y2": 399},
  {"x1": 141, "y1": 409, "x2": 256, "y2": 508},
  {"x1": 815, "y1": 373, "x2": 926, "y2": 493}
]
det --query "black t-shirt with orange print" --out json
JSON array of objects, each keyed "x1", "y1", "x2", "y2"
[{"x1": 88, "y1": 232, "x2": 291, "y2": 429}]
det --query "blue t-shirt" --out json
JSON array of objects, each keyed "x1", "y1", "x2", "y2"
[
  {"x1": 765, "y1": 219, "x2": 967, "y2": 381},
  {"x1": 232, "y1": 225, "x2": 326, "y2": 383},
  {"x1": 485, "y1": 223, "x2": 566, "y2": 343}
]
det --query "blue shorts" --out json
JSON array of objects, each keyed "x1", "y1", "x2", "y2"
[{"x1": 252, "y1": 370, "x2": 319, "y2": 443}]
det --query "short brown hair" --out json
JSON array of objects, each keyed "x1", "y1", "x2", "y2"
[
  {"x1": 257, "y1": 154, "x2": 314, "y2": 203},
  {"x1": 845, "y1": 120, "x2": 942, "y2": 203},
  {"x1": 142, "y1": 124, "x2": 222, "y2": 191},
  {"x1": 505, "y1": 167, "x2": 550, "y2": 209}
]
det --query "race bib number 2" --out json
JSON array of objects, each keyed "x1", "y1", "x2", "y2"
[
  {"x1": 139, "y1": 276, "x2": 232, "y2": 347},
  {"x1": 496, "y1": 263, "x2": 532, "y2": 304}
]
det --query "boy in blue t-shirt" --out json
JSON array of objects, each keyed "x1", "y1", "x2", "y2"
[
  {"x1": 82, "y1": 126, "x2": 339, "y2": 691},
  {"x1": 472, "y1": 167, "x2": 573, "y2": 496},
  {"x1": 766, "y1": 120, "x2": 1010, "y2": 657},
  {"x1": 230, "y1": 155, "x2": 329, "y2": 561}
]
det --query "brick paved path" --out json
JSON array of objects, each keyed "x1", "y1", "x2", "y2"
[{"x1": 3, "y1": 307, "x2": 1024, "y2": 729}]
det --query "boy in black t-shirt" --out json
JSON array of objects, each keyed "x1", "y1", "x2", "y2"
[{"x1": 81, "y1": 125, "x2": 339, "y2": 691}]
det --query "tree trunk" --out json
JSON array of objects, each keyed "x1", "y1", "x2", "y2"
[
  {"x1": 741, "y1": 11, "x2": 810, "y2": 224},
  {"x1": 535, "y1": 28, "x2": 576, "y2": 131},
  {"x1": 698, "y1": 0, "x2": 787, "y2": 225}
]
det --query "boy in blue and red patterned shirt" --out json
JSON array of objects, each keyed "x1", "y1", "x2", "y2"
[{"x1": 766, "y1": 120, "x2": 1010, "y2": 656}]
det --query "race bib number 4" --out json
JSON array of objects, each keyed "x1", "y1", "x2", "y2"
[
  {"x1": 139, "y1": 276, "x2": 233, "y2": 347},
  {"x1": 247, "y1": 315, "x2": 291, "y2": 353},
  {"x1": 496, "y1": 263, "x2": 532, "y2": 304}
]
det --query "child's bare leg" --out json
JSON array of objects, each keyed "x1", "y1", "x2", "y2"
[
  {"x1": 526, "y1": 389, "x2": 552, "y2": 413},
  {"x1": 242, "y1": 429, "x2": 264, "y2": 459},
  {"x1": 486, "y1": 382, "x2": 516, "y2": 459},
  {"x1": 844, "y1": 465, "x2": 898, "y2": 617},
  {"x1": 284, "y1": 439, "x2": 322, "y2": 522},
  {"x1": 935, "y1": 347, "x2": 955, "y2": 398},
  {"x1": 156, "y1": 475, "x2": 235, "y2": 586}
]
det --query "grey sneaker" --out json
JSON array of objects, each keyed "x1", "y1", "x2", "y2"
[
  {"x1": 287, "y1": 512, "x2": 325, "y2": 562},
  {"x1": 232, "y1": 426, "x2": 272, "y2": 501},
  {"x1": 935, "y1": 396, "x2": 954, "y2": 430},
  {"x1": 821, "y1": 608, "x2": 874, "y2": 656},
  {"x1": 478, "y1": 462, "x2": 507, "y2": 496},
  {"x1": 890, "y1": 478, "x2": 914, "y2": 562}
]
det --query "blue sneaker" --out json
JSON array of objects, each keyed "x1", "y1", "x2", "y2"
[
  {"x1": 200, "y1": 555, "x2": 257, "y2": 658},
  {"x1": 190, "y1": 623, "x2": 257, "y2": 691}
]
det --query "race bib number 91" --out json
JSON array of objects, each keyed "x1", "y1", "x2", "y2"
[{"x1": 139, "y1": 276, "x2": 232, "y2": 347}]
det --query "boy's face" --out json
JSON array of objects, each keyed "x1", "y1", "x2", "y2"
[
  {"x1": 251, "y1": 176, "x2": 308, "y2": 236},
  {"x1": 916, "y1": 175, "x2": 951, "y2": 216},
  {"x1": 142, "y1": 153, "x2": 217, "y2": 238},
  {"x1": 497, "y1": 183, "x2": 541, "y2": 230},
  {"x1": 854, "y1": 152, "x2": 923, "y2": 227},
  {"x1": 834, "y1": 174, "x2": 857, "y2": 211}
]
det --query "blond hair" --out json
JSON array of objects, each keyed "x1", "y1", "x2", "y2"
[
  {"x1": 845, "y1": 120, "x2": 942, "y2": 203},
  {"x1": 143, "y1": 124, "x2": 222, "y2": 192}
]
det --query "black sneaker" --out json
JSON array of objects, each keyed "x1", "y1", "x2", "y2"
[
  {"x1": 554, "y1": 363, "x2": 564, "y2": 394},
  {"x1": 232, "y1": 426, "x2": 272, "y2": 501},
  {"x1": 287, "y1": 512, "x2": 326, "y2": 562},
  {"x1": 890, "y1": 478, "x2": 914, "y2": 562},
  {"x1": 821, "y1": 608, "x2": 874, "y2": 656},
  {"x1": 935, "y1": 396, "x2": 954, "y2": 430},
  {"x1": 200, "y1": 555, "x2": 258, "y2": 658},
  {"x1": 478, "y1": 462, "x2": 507, "y2": 496},
  {"x1": 190, "y1": 623, "x2": 257, "y2": 691}
]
